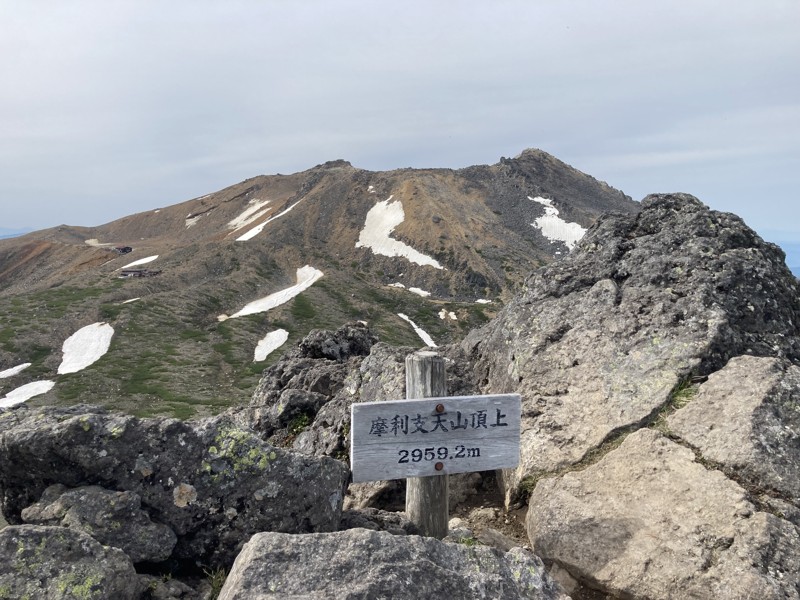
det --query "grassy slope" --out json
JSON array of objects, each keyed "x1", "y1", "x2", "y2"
[{"x1": 0, "y1": 265, "x2": 496, "y2": 418}]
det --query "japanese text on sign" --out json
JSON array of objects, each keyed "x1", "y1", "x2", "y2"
[
  {"x1": 350, "y1": 393, "x2": 521, "y2": 483},
  {"x1": 368, "y1": 408, "x2": 509, "y2": 437}
]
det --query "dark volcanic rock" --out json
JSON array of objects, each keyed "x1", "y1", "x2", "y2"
[
  {"x1": 21, "y1": 484, "x2": 176, "y2": 564},
  {"x1": 463, "y1": 193, "x2": 800, "y2": 503},
  {"x1": 0, "y1": 524, "x2": 142, "y2": 599},
  {"x1": 218, "y1": 528, "x2": 568, "y2": 600},
  {"x1": 237, "y1": 320, "x2": 417, "y2": 460},
  {"x1": 296, "y1": 321, "x2": 378, "y2": 360},
  {"x1": 292, "y1": 342, "x2": 411, "y2": 458},
  {"x1": 234, "y1": 322, "x2": 379, "y2": 440},
  {"x1": 0, "y1": 406, "x2": 349, "y2": 568},
  {"x1": 339, "y1": 507, "x2": 419, "y2": 535},
  {"x1": 460, "y1": 148, "x2": 636, "y2": 257}
]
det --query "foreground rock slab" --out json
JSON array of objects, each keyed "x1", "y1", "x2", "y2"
[
  {"x1": 0, "y1": 524, "x2": 141, "y2": 600},
  {"x1": 527, "y1": 429, "x2": 800, "y2": 599},
  {"x1": 668, "y1": 355, "x2": 800, "y2": 505},
  {"x1": 0, "y1": 406, "x2": 349, "y2": 567},
  {"x1": 219, "y1": 528, "x2": 568, "y2": 600},
  {"x1": 21, "y1": 484, "x2": 176, "y2": 564}
]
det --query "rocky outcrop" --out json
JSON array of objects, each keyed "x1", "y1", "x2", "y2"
[
  {"x1": 218, "y1": 528, "x2": 568, "y2": 600},
  {"x1": 234, "y1": 322, "x2": 382, "y2": 446},
  {"x1": 0, "y1": 406, "x2": 349, "y2": 567},
  {"x1": 0, "y1": 524, "x2": 143, "y2": 599},
  {"x1": 295, "y1": 322, "x2": 379, "y2": 360},
  {"x1": 21, "y1": 484, "x2": 176, "y2": 564},
  {"x1": 239, "y1": 323, "x2": 484, "y2": 512},
  {"x1": 527, "y1": 429, "x2": 800, "y2": 599},
  {"x1": 463, "y1": 194, "x2": 800, "y2": 504}
]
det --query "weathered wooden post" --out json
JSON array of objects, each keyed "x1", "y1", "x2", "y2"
[
  {"x1": 404, "y1": 350, "x2": 449, "y2": 539},
  {"x1": 350, "y1": 359, "x2": 520, "y2": 540}
]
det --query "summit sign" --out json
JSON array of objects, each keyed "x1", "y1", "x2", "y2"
[{"x1": 350, "y1": 394, "x2": 521, "y2": 483}]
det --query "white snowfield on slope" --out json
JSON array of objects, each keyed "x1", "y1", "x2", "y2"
[
  {"x1": 120, "y1": 255, "x2": 159, "y2": 269},
  {"x1": 397, "y1": 313, "x2": 437, "y2": 348},
  {"x1": 57, "y1": 322, "x2": 115, "y2": 375},
  {"x1": 236, "y1": 198, "x2": 307, "y2": 242},
  {"x1": 356, "y1": 197, "x2": 444, "y2": 270},
  {"x1": 0, "y1": 363, "x2": 31, "y2": 379},
  {"x1": 529, "y1": 196, "x2": 586, "y2": 250},
  {"x1": 228, "y1": 198, "x2": 273, "y2": 235},
  {"x1": 2, "y1": 323, "x2": 115, "y2": 405},
  {"x1": 219, "y1": 266, "x2": 324, "y2": 321},
  {"x1": 0, "y1": 381, "x2": 56, "y2": 408},
  {"x1": 254, "y1": 329, "x2": 290, "y2": 362}
]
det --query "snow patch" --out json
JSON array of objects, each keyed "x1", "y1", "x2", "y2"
[
  {"x1": 529, "y1": 196, "x2": 587, "y2": 250},
  {"x1": 368, "y1": 185, "x2": 376, "y2": 194},
  {"x1": 120, "y1": 255, "x2": 158, "y2": 269},
  {"x1": 1, "y1": 381, "x2": 55, "y2": 408},
  {"x1": 389, "y1": 282, "x2": 431, "y2": 298},
  {"x1": 154, "y1": 209, "x2": 161, "y2": 213},
  {"x1": 57, "y1": 323, "x2": 115, "y2": 375},
  {"x1": 397, "y1": 313, "x2": 437, "y2": 347},
  {"x1": 228, "y1": 199, "x2": 273, "y2": 233},
  {"x1": 185, "y1": 213, "x2": 206, "y2": 228},
  {"x1": 476, "y1": 299, "x2": 493, "y2": 304},
  {"x1": 236, "y1": 198, "x2": 307, "y2": 241},
  {"x1": 219, "y1": 266, "x2": 323, "y2": 320},
  {"x1": 122, "y1": 298, "x2": 140, "y2": 304},
  {"x1": 0, "y1": 363, "x2": 31, "y2": 379},
  {"x1": 254, "y1": 329, "x2": 289, "y2": 362},
  {"x1": 438, "y1": 309, "x2": 458, "y2": 321},
  {"x1": 356, "y1": 197, "x2": 444, "y2": 269}
]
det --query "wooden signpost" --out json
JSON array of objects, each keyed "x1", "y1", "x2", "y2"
[{"x1": 350, "y1": 351, "x2": 521, "y2": 538}]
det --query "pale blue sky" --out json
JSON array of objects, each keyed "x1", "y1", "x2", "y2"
[{"x1": 1, "y1": 1, "x2": 798, "y2": 248}]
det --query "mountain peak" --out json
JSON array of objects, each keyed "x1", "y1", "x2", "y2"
[{"x1": 0, "y1": 150, "x2": 638, "y2": 415}]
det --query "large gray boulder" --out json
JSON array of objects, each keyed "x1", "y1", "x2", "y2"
[
  {"x1": 218, "y1": 528, "x2": 568, "y2": 600},
  {"x1": 0, "y1": 524, "x2": 142, "y2": 599},
  {"x1": 527, "y1": 429, "x2": 800, "y2": 599},
  {"x1": 462, "y1": 194, "x2": 800, "y2": 504},
  {"x1": 667, "y1": 355, "x2": 800, "y2": 505},
  {"x1": 21, "y1": 484, "x2": 176, "y2": 564},
  {"x1": 0, "y1": 406, "x2": 349, "y2": 567}
]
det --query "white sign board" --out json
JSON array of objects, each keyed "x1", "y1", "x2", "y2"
[{"x1": 350, "y1": 393, "x2": 521, "y2": 483}]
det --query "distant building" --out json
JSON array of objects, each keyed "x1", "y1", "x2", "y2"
[{"x1": 119, "y1": 268, "x2": 161, "y2": 278}]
